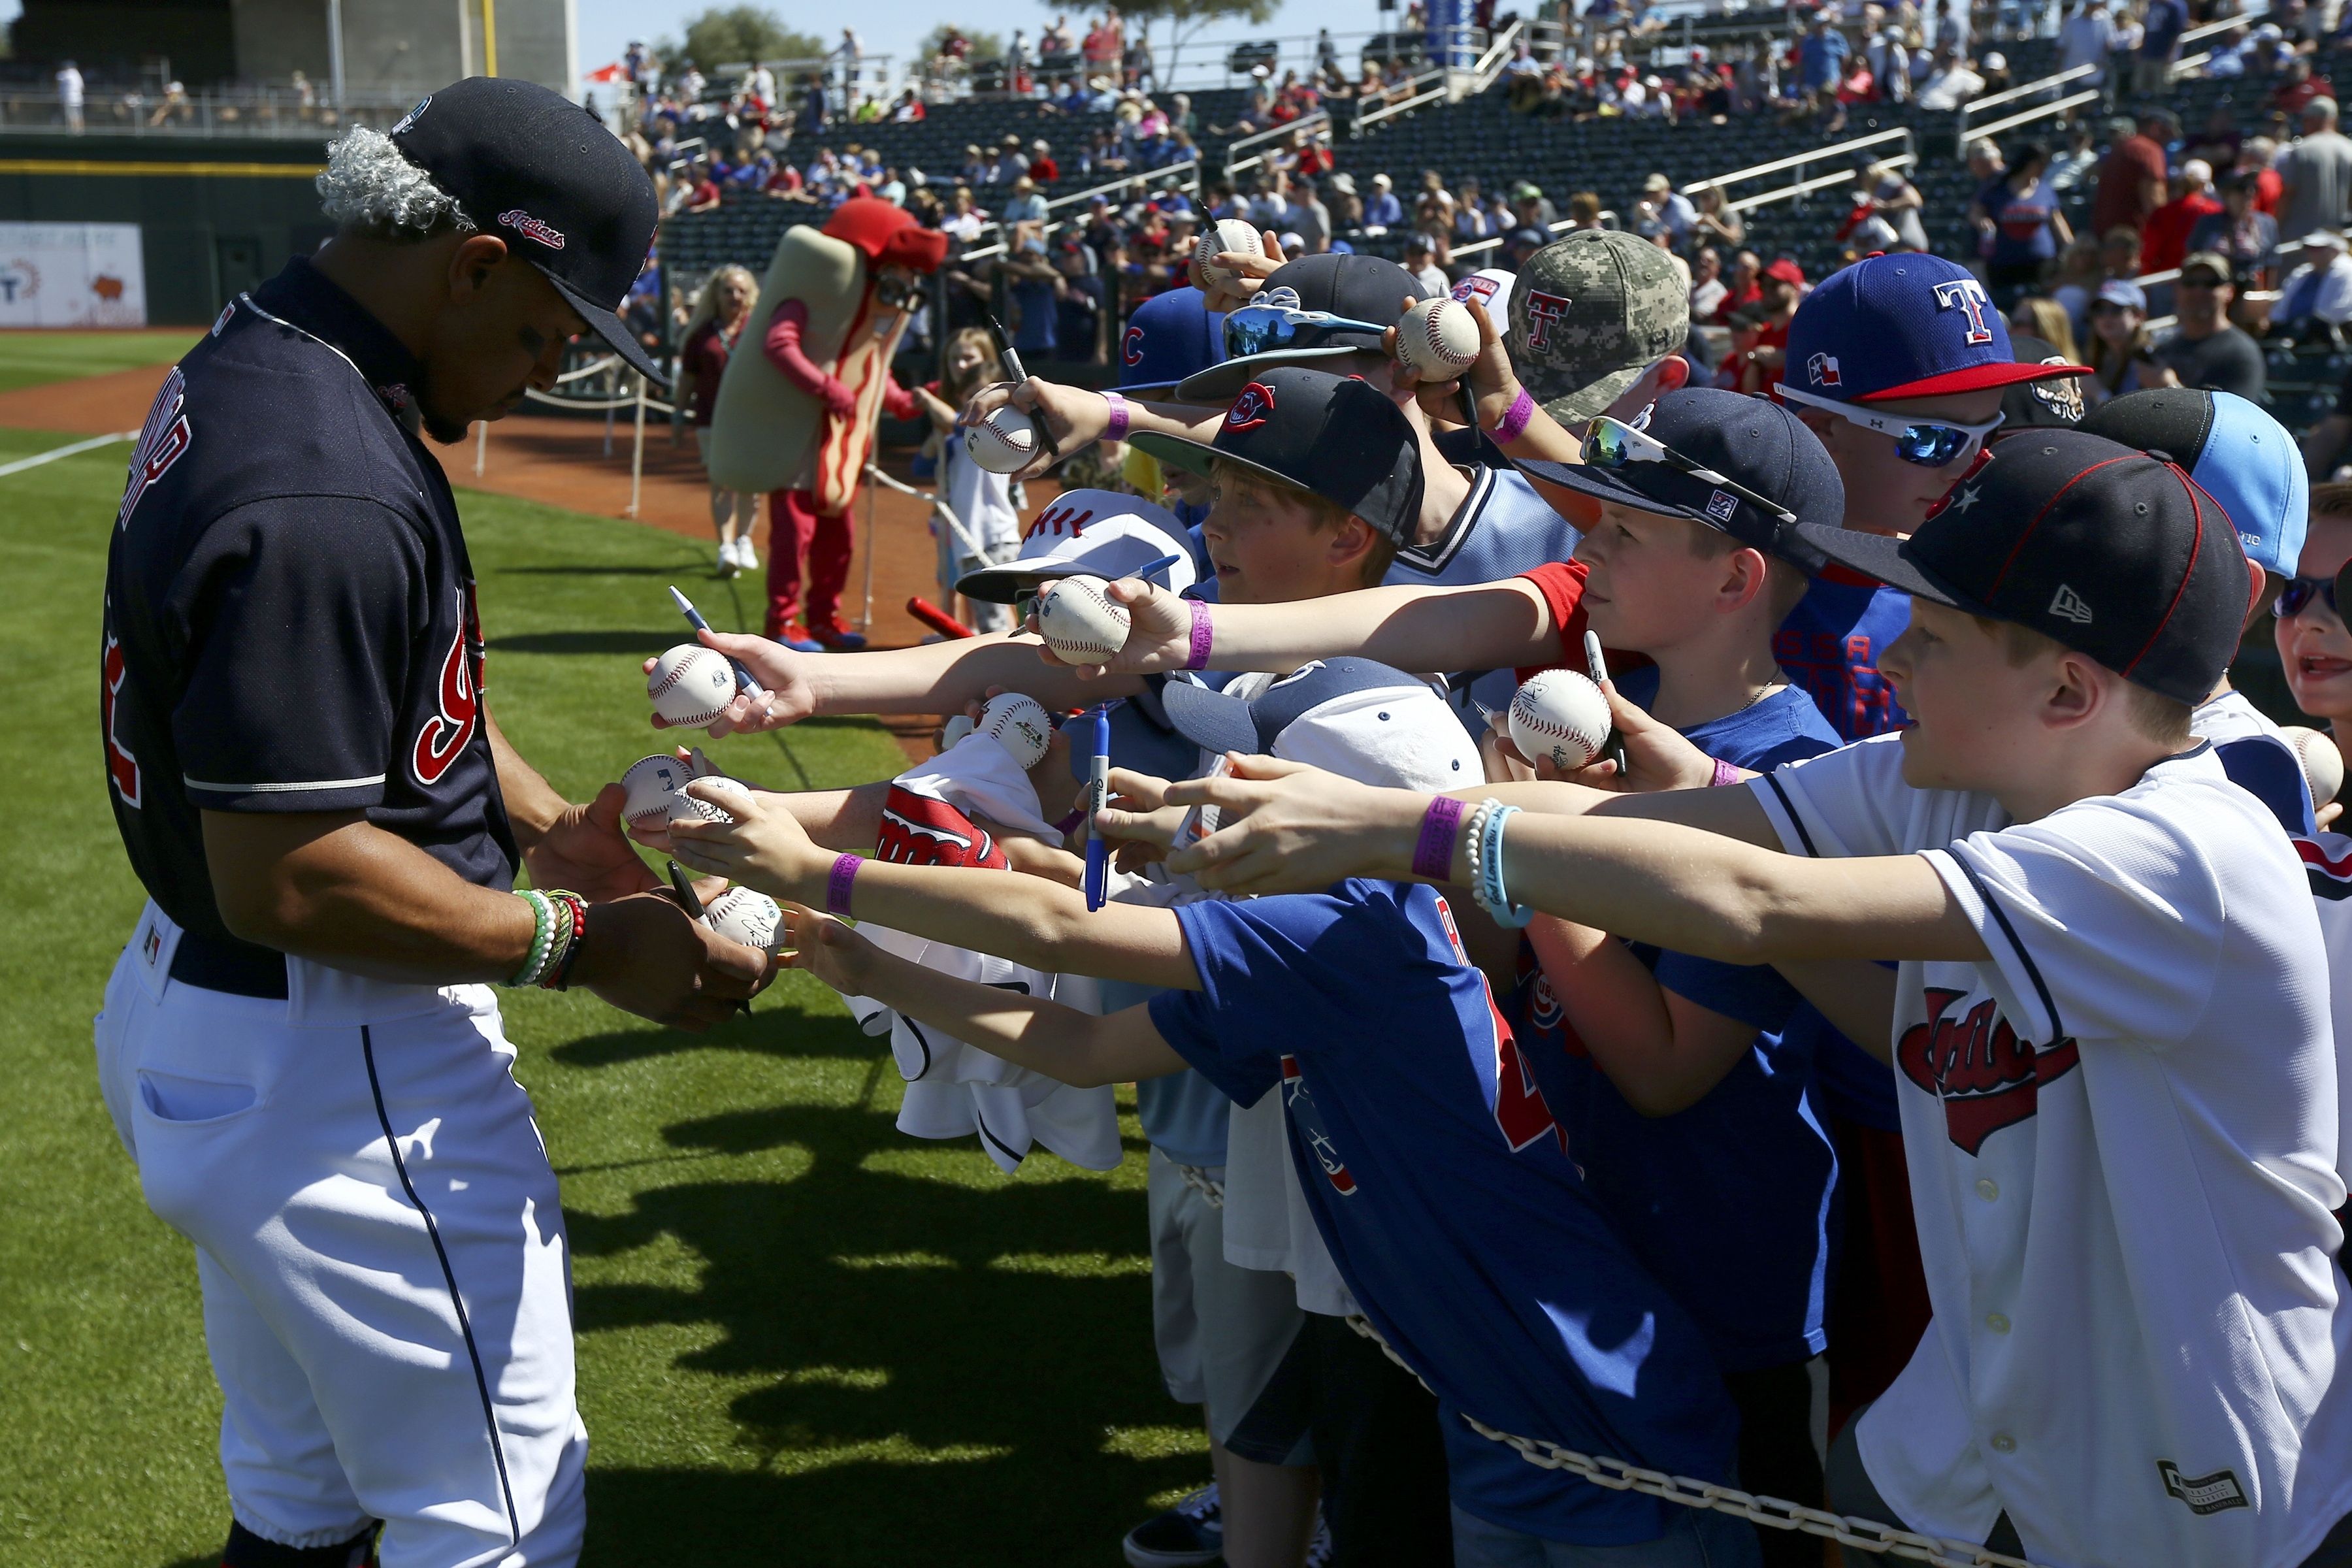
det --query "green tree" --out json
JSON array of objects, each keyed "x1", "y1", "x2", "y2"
[
  {"x1": 1064, "y1": 0, "x2": 1280, "y2": 88},
  {"x1": 922, "y1": 24, "x2": 1007, "y2": 62},
  {"x1": 659, "y1": 7, "x2": 826, "y2": 71}
]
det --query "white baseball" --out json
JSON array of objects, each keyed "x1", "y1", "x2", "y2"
[
  {"x1": 705, "y1": 885, "x2": 784, "y2": 952},
  {"x1": 965, "y1": 405, "x2": 1041, "y2": 474},
  {"x1": 1508, "y1": 670, "x2": 1613, "y2": 772},
  {"x1": 673, "y1": 774, "x2": 754, "y2": 827},
  {"x1": 978, "y1": 691, "x2": 1054, "y2": 770},
  {"x1": 1397, "y1": 297, "x2": 1480, "y2": 379},
  {"x1": 621, "y1": 753, "x2": 698, "y2": 834},
  {"x1": 2285, "y1": 726, "x2": 2345, "y2": 809},
  {"x1": 1035, "y1": 577, "x2": 1131, "y2": 666},
  {"x1": 1194, "y1": 218, "x2": 1264, "y2": 290},
  {"x1": 647, "y1": 643, "x2": 737, "y2": 728}
]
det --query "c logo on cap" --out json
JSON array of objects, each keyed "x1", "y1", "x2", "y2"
[
  {"x1": 1226, "y1": 382, "x2": 1277, "y2": 432},
  {"x1": 1122, "y1": 324, "x2": 1145, "y2": 367}
]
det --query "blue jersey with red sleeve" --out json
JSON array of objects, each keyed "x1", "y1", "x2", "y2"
[
  {"x1": 1773, "y1": 570, "x2": 1912, "y2": 743},
  {"x1": 1149, "y1": 880, "x2": 1738, "y2": 1546},
  {"x1": 99, "y1": 257, "x2": 517, "y2": 967}
]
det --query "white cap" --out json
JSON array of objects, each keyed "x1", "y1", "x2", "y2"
[
  {"x1": 1162, "y1": 659, "x2": 1480, "y2": 792},
  {"x1": 955, "y1": 488, "x2": 1200, "y2": 603},
  {"x1": 1450, "y1": 266, "x2": 1516, "y2": 318}
]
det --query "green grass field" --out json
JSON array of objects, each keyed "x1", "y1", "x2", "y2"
[
  {"x1": 0, "y1": 425, "x2": 1199, "y2": 1566},
  {"x1": 0, "y1": 331, "x2": 204, "y2": 394}
]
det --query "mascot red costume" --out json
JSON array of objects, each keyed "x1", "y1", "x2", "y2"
[{"x1": 705, "y1": 198, "x2": 949, "y2": 649}]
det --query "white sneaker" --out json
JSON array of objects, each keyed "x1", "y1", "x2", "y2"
[
  {"x1": 1121, "y1": 1482, "x2": 1222, "y2": 1567},
  {"x1": 736, "y1": 536, "x2": 759, "y2": 572},
  {"x1": 717, "y1": 541, "x2": 740, "y2": 578}
]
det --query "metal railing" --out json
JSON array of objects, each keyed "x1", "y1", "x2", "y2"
[
  {"x1": 2170, "y1": 5, "x2": 2270, "y2": 78},
  {"x1": 1225, "y1": 112, "x2": 1331, "y2": 180},
  {"x1": 1450, "y1": 209, "x2": 1622, "y2": 259},
  {"x1": 0, "y1": 83, "x2": 417, "y2": 137},
  {"x1": 1953, "y1": 61, "x2": 2099, "y2": 155},
  {"x1": 1352, "y1": 63, "x2": 1456, "y2": 137},
  {"x1": 1686, "y1": 125, "x2": 1916, "y2": 215},
  {"x1": 957, "y1": 158, "x2": 1202, "y2": 261}
]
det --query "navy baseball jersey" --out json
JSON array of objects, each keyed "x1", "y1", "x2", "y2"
[
  {"x1": 1150, "y1": 880, "x2": 1738, "y2": 1545},
  {"x1": 101, "y1": 257, "x2": 517, "y2": 967}
]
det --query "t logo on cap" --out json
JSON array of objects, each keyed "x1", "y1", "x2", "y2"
[
  {"x1": 1226, "y1": 382, "x2": 1277, "y2": 432},
  {"x1": 1933, "y1": 279, "x2": 1995, "y2": 346},
  {"x1": 1521, "y1": 289, "x2": 1571, "y2": 351},
  {"x1": 1808, "y1": 352, "x2": 1841, "y2": 387}
]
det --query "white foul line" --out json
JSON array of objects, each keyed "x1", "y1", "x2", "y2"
[{"x1": 0, "y1": 431, "x2": 135, "y2": 480}]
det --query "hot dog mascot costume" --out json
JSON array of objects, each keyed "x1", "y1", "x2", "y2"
[{"x1": 706, "y1": 197, "x2": 948, "y2": 649}]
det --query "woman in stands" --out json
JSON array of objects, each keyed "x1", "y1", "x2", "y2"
[
  {"x1": 2085, "y1": 278, "x2": 2157, "y2": 402},
  {"x1": 678, "y1": 265, "x2": 762, "y2": 577}
]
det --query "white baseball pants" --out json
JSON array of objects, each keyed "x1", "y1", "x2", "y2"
[{"x1": 95, "y1": 903, "x2": 587, "y2": 1568}]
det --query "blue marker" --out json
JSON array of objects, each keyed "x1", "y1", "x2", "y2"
[
  {"x1": 1083, "y1": 704, "x2": 1113, "y2": 911},
  {"x1": 669, "y1": 585, "x2": 766, "y2": 697}
]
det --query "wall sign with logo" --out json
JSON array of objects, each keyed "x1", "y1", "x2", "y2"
[{"x1": 0, "y1": 222, "x2": 147, "y2": 327}]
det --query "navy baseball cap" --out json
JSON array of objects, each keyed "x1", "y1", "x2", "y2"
[
  {"x1": 1996, "y1": 334, "x2": 2090, "y2": 432},
  {"x1": 389, "y1": 78, "x2": 664, "y2": 382},
  {"x1": 1782, "y1": 253, "x2": 2086, "y2": 404},
  {"x1": 1161, "y1": 657, "x2": 1480, "y2": 789},
  {"x1": 1175, "y1": 253, "x2": 1431, "y2": 401},
  {"x1": 1514, "y1": 388, "x2": 1842, "y2": 570},
  {"x1": 2080, "y1": 387, "x2": 2308, "y2": 580},
  {"x1": 1119, "y1": 287, "x2": 1224, "y2": 398},
  {"x1": 1129, "y1": 366, "x2": 1423, "y2": 545},
  {"x1": 1797, "y1": 430, "x2": 2249, "y2": 705}
]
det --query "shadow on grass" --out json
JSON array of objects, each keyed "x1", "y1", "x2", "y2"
[
  {"x1": 487, "y1": 630, "x2": 681, "y2": 657},
  {"x1": 496, "y1": 563, "x2": 689, "y2": 577},
  {"x1": 564, "y1": 998, "x2": 1200, "y2": 1567}
]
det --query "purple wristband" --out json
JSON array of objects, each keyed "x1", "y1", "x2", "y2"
[
  {"x1": 1413, "y1": 796, "x2": 1465, "y2": 881},
  {"x1": 1185, "y1": 598, "x2": 1213, "y2": 670},
  {"x1": 826, "y1": 853, "x2": 863, "y2": 917},
  {"x1": 1490, "y1": 386, "x2": 1536, "y2": 444},
  {"x1": 1102, "y1": 389, "x2": 1130, "y2": 441},
  {"x1": 1709, "y1": 757, "x2": 1743, "y2": 788}
]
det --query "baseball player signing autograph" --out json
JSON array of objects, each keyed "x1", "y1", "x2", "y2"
[{"x1": 95, "y1": 79, "x2": 773, "y2": 1568}]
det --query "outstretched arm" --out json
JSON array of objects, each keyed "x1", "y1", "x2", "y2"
[
  {"x1": 1525, "y1": 916, "x2": 1778, "y2": 1115},
  {"x1": 783, "y1": 907, "x2": 1189, "y2": 1085}
]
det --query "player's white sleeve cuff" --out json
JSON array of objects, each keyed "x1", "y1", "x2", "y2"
[{"x1": 1750, "y1": 772, "x2": 1821, "y2": 858}]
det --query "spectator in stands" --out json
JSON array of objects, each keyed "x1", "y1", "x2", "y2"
[
  {"x1": 1974, "y1": 140, "x2": 2072, "y2": 306},
  {"x1": 2047, "y1": 235, "x2": 2106, "y2": 334},
  {"x1": 1913, "y1": 45, "x2": 1985, "y2": 110},
  {"x1": 2144, "y1": 159, "x2": 2222, "y2": 274},
  {"x1": 2048, "y1": 121, "x2": 2100, "y2": 195},
  {"x1": 1643, "y1": 172, "x2": 1697, "y2": 246},
  {"x1": 1513, "y1": 181, "x2": 1558, "y2": 228},
  {"x1": 1030, "y1": 140, "x2": 1060, "y2": 184},
  {"x1": 1564, "y1": 191, "x2": 1606, "y2": 233},
  {"x1": 679, "y1": 265, "x2": 762, "y2": 577},
  {"x1": 1690, "y1": 245, "x2": 1729, "y2": 320},
  {"x1": 1289, "y1": 180, "x2": 1332, "y2": 254},
  {"x1": 991, "y1": 135, "x2": 1031, "y2": 186},
  {"x1": 1862, "y1": 159, "x2": 1929, "y2": 250},
  {"x1": 1401, "y1": 232, "x2": 1448, "y2": 295},
  {"x1": 55, "y1": 58, "x2": 82, "y2": 133},
  {"x1": 1327, "y1": 174, "x2": 1365, "y2": 231},
  {"x1": 1001, "y1": 175, "x2": 1050, "y2": 227},
  {"x1": 2275, "y1": 58, "x2": 2336, "y2": 125},
  {"x1": 2188, "y1": 169, "x2": 2283, "y2": 291},
  {"x1": 2136, "y1": 0, "x2": 2189, "y2": 97},
  {"x1": 2057, "y1": 0, "x2": 2117, "y2": 99},
  {"x1": 2278, "y1": 98, "x2": 2352, "y2": 246},
  {"x1": 679, "y1": 160, "x2": 723, "y2": 216},
  {"x1": 2276, "y1": 229, "x2": 2352, "y2": 336},
  {"x1": 1796, "y1": 13, "x2": 1850, "y2": 105},
  {"x1": 1452, "y1": 176, "x2": 1494, "y2": 243},
  {"x1": 1501, "y1": 226, "x2": 1549, "y2": 272},
  {"x1": 2085, "y1": 278, "x2": 2155, "y2": 399},
  {"x1": 2153, "y1": 250, "x2": 2268, "y2": 399},
  {"x1": 2093, "y1": 111, "x2": 2172, "y2": 239},
  {"x1": 1364, "y1": 173, "x2": 1405, "y2": 229},
  {"x1": 1680, "y1": 182, "x2": 1739, "y2": 250},
  {"x1": 941, "y1": 186, "x2": 988, "y2": 242},
  {"x1": 2099, "y1": 222, "x2": 2144, "y2": 285},
  {"x1": 1746, "y1": 257, "x2": 1806, "y2": 388}
]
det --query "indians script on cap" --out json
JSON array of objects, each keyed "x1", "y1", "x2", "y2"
[
  {"x1": 1898, "y1": 987, "x2": 2080, "y2": 1155},
  {"x1": 498, "y1": 210, "x2": 566, "y2": 250},
  {"x1": 1226, "y1": 382, "x2": 1276, "y2": 432},
  {"x1": 874, "y1": 786, "x2": 1010, "y2": 870}
]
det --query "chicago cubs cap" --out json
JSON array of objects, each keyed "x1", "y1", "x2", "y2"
[
  {"x1": 388, "y1": 77, "x2": 664, "y2": 383},
  {"x1": 1507, "y1": 231, "x2": 1691, "y2": 424},
  {"x1": 1119, "y1": 287, "x2": 1225, "y2": 398},
  {"x1": 1161, "y1": 658, "x2": 1480, "y2": 790},
  {"x1": 1514, "y1": 387, "x2": 1842, "y2": 569},
  {"x1": 1996, "y1": 334, "x2": 2090, "y2": 432},
  {"x1": 1796, "y1": 430, "x2": 2249, "y2": 705},
  {"x1": 1176, "y1": 253, "x2": 1432, "y2": 400},
  {"x1": 2080, "y1": 387, "x2": 2308, "y2": 580},
  {"x1": 1130, "y1": 366, "x2": 1424, "y2": 545},
  {"x1": 1781, "y1": 253, "x2": 2085, "y2": 404},
  {"x1": 956, "y1": 488, "x2": 1200, "y2": 603}
]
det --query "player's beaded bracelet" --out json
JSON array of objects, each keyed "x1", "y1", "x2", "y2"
[
  {"x1": 1460, "y1": 798, "x2": 1495, "y2": 907},
  {"x1": 1487, "y1": 386, "x2": 1536, "y2": 444},
  {"x1": 1413, "y1": 796, "x2": 1465, "y2": 881},
  {"x1": 506, "y1": 889, "x2": 555, "y2": 987},
  {"x1": 826, "y1": 853, "x2": 864, "y2": 919},
  {"x1": 1185, "y1": 599, "x2": 1214, "y2": 670},
  {"x1": 544, "y1": 892, "x2": 588, "y2": 990},
  {"x1": 1102, "y1": 389, "x2": 1131, "y2": 441}
]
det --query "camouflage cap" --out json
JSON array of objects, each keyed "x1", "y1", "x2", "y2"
[{"x1": 1507, "y1": 231, "x2": 1690, "y2": 424}]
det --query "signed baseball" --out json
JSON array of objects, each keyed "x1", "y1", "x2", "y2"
[
  {"x1": 675, "y1": 774, "x2": 754, "y2": 826},
  {"x1": 978, "y1": 691, "x2": 1054, "y2": 770},
  {"x1": 2285, "y1": 725, "x2": 2345, "y2": 810},
  {"x1": 647, "y1": 643, "x2": 736, "y2": 728},
  {"x1": 1509, "y1": 670, "x2": 1612, "y2": 772},
  {"x1": 1036, "y1": 577, "x2": 1131, "y2": 666},
  {"x1": 964, "y1": 405, "x2": 1041, "y2": 474},
  {"x1": 621, "y1": 753, "x2": 698, "y2": 834},
  {"x1": 705, "y1": 885, "x2": 784, "y2": 952},
  {"x1": 1396, "y1": 297, "x2": 1480, "y2": 379},
  {"x1": 1194, "y1": 218, "x2": 1264, "y2": 291}
]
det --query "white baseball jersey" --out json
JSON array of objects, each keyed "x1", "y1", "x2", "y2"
[
  {"x1": 1222, "y1": 1087, "x2": 1358, "y2": 1318},
  {"x1": 1754, "y1": 734, "x2": 2352, "y2": 1568},
  {"x1": 2195, "y1": 687, "x2": 2319, "y2": 835}
]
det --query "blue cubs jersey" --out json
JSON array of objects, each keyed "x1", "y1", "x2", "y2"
[
  {"x1": 101, "y1": 257, "x2": 517, "y2": 964},
  {"x1": 1151, "y1": 880, "x2": 1738, "y2": 1545},
  {"x1": 1775, "y1": 570, "x2": 1912, "y2": 743}
]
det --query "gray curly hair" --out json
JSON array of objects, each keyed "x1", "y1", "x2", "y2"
[{"x1": 315, "y1": 125, "x2": 476, "y2": 240}]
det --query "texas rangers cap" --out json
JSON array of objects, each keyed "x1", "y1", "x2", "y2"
[
  {"x1": 1175, "y1": 253, "x2": 1431, "y2": 400},
  {"x1": 1507, "y1": 230, "x2": 1691, "y2": 424},
  {"x1": 956, "y1": 488, "x2": 1200, "y2": 603},
  {"x1": 1161, "y1": 658, "x2": 1480, "y2": 790},
  {"x1": 1796, "y1": 430, "x2": 2249, "y2": 705},
  {"x1": 1513, "y1": 387, "x2": 1842, "y2": 568},
  {"x1": 388, "y1": 78, "x2": 664, "y2": 382},
  {"x1": 1995, "y1": 334, "x2": 2090, "y2": 432},
  {"x1": 1119, "y1": 286, "x2": 1224, "y2": 398},
  {"x1": 2081, "y1": 387, "x2": 2308, "y2": 580},
  {"x1": 1781, "y1": 252, "x2": 2085, "y2": 404},
  {"x1": 1130, "y1": 367, "x2": 1424, "y2": 544}
]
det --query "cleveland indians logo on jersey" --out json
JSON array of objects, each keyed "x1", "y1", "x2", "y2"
[
  {"x1": 1520, "y1": 289, "x2": 1572, "y2": 352},
  {"x1": 1897, "y1": 987, "x2": 2080, "y2": 1155},
  {"x1": 873, "y1": 786, "x2": 1011, "y2": 869},
  {"x1": 1021, "y1": 500, "x2": 1096, "y2": 544},
  {"x1": 410, "y1": 580, "x2": 483, "y2": 787},
  {"x1": 2298, "y1": 836, "x2": 2352, "y2": 900},
  {"x1": 101, "y1": 625, "x2": 141, "y2": 808},
  {"x1": 1225, "y1": 382, "x2": 1276, "y2": 432},
  {"x1": 1933, "y1": 278, "x2": 1996, "y2": 345},
  {"x1": 118, "y1": 366, "x2": 191, "y2": 531}
]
